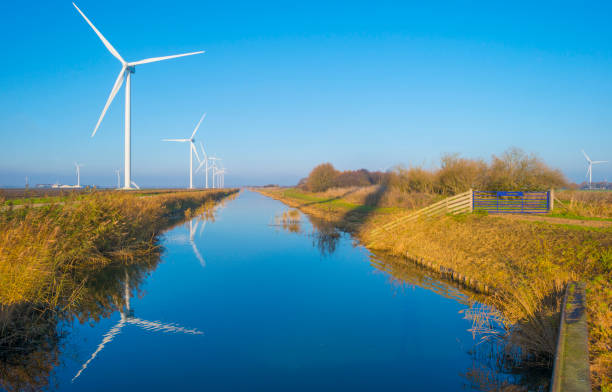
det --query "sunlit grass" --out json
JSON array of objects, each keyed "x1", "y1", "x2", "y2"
[{"x1": 0, "y1": 189, "x2": 237, "y2": 308}]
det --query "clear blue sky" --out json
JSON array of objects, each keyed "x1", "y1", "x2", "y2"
[{"x1": 1, "y1": 0, "x2": 611, "y2": 187}]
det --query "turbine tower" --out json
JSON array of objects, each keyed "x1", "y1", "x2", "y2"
[
  {"x1": 195, "y1": 142, "x2": 210, "y2": 188},
  {"x1": 73, "y1": 3, "x2": 204, "y2": 189},
  {"x1": 162, "y1": 113, "x2": 206, "y2": 189},
  {"x1": 74, "y1": 162, "x2": 84, "y2": 187},
  {"x1": 114, "y1": 169, "x2": 121, "y2": 189},
  {"x1": 208, "y1": 157, "x2": 221, "y2": 188},
  {"x1": 582, "y1": 150, "x2": 608, "y2": 189}
]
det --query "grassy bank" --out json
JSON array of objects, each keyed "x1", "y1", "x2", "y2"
[
  {"x1": 0, "y1": 188, "x2": 238, "y2": 308},
  {"x1": 255, "y1": 186, "x2": 611, "y2": 391}
]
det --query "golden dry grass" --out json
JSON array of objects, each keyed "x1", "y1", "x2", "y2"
[
  {"x1": 0, "y1": 189, "x2": 237, "y2": 308},
  {"x1": 555, "y1": 190, "x2": 612, "y2": 219}
]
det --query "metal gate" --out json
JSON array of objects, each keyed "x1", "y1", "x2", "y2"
[{"x1": 473, "y1": 191, "x2": 550, "y2": 213}]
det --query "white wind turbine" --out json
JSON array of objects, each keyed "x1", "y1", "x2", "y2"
[
  {"x1": 208, "y1": 157, "x2": 221, "y2": 188},
  {"x1": 72, "y1": 270, "x2": 203, "y2": 383},
  {"x1": 582, "y1": 150, "x2": 608, "y2": 189},
  {"x1": 74, "y1": 162, "x2": 84, "y2": 187},
  {"x1": 73, "y1": 3, "x2": 204, "y2": 189},
  {"x1": 114, "y1": 169, "x2": 121, "y2": 189},
  {"x1": 195, "y1": 142, "x2": 210, "y2": 188},
  {"x1": 162, "y1": 113, "x2": 206, "y2": 189},
  {"x1": 216, "y1": 168, "x2": 226, "y2": 188}
]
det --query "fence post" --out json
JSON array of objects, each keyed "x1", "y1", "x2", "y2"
[
  {"x1": 549, "y1": 188, "x2": 554, "y2": 212},
  {"x1": 469, "y1": 189, "x2": 473, "y2": 213}
]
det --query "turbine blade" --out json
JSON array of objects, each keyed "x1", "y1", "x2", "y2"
[
  {"x1": 92, "y1": 67, "x2": 126, "y2": 137},
  {"x1": 130, "y1": 181, "x2": 140, "y2": 189},
  {"x1": 199, "y1": 142, "x2": 207, "y2": 160},
  {"x1": 190, "y1": 113, "x2": 206, "y2": 139},
  {"x1": 592, "y1": 161, "x2": 608, "y2": 164},
  {"x1": 128, "y1": 51, "x2": 204, "y2": 66},
  {"x1": 72, "y1": 318, "x2": 126, "y2": 382},
  {"x1": 72, "y1": 3, "x2": 125, "y2": 64},
  {"x1": 196, "y1": 159, "x2": 206, "y2": 172},
  {"x1": 191, "y1": 142, "x2": 201, "y2": 162},
  {"x1": 582, "y1": 150, "x2": 591, "y2": 163},
  {"x1": 162, "y1": 139, "x2": 189, "y2": 142},
  {"x1": 126, "y1": 317, "x2": 203, "y2": 335}
]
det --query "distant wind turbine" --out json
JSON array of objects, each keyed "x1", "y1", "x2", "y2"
[
  {"x1": 208, "y1": 157, "x2": 221, "y2": 188},
  {"x1": 114, "y1": 169, "x2": 121, "y2": 189},
  {"x1": 195, "y1": 142, "x2": 211, "y2": 188},
  {"x1": 582, "y1": 150, "x2": 608, "y2": 189},
  {"x1": 74, "y1": 162, "x2": 84, "y2": 187},
  {"x1": 162, "y1": 113, "x2": 206, "y2": 189},
  {"x1": 73, "y1": 3, "x2": 204, "y2": 189}
]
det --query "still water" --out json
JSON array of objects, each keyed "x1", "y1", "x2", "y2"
[{"x1": 28, "y1": 190, "x2": 535, "y2": 390}]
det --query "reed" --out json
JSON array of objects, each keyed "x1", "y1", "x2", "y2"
[
  {"x1": 0, "y1": 189, "x2": 238, "y2": 308},
  {"x1": 555, "y1": 190, "x2": 612, "y2": 219}
]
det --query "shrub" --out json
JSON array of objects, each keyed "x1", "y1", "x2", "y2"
[
  {"x1": 388, "y1": 166, "x2": 436, "y2": 194},
  {"x1": 485, "y1": 148, "x2": 567, "y2": 191},
  {"x1": 306, "y1": 163, "x2": 339, "y2": 192},
  {"x1": 436, "y1": 153, "x2": 487, "y2": 195}
]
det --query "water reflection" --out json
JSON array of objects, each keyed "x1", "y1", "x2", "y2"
[
  {"x1": 369, "y1": 252, "x2": 551, "y2": 391},
  {"x1": 273, "y1": 209, "x2": 302, "y2": 233},
  {"x1": 72, "y1": 268, "x2": 203, "y2": 382},
  {"x1": 274, "y1": 209, "x2": 341, "y2": 257}
]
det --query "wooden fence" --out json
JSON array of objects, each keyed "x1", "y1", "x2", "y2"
[{"x1": 371, "y1": 189, "x2": 473, "y2": 235}]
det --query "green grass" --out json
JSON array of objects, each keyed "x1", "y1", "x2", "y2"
[
  {"x1": 547, "y1": 211, "x2": 612, "y2": 222},
  {"x1": 3, "y1": 196, "x2": 67, "y2": 206},
  {"x1": 282, "y1": 188, "x2": 399, "y2": 214}
]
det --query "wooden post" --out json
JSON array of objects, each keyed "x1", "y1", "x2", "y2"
[{"x1": 549, "y1": 188, "x2": 555, "y2": 212}]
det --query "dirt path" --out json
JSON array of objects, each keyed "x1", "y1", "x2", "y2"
[{"x1": 497, "y1": 213, "x2": 612, "y2": 228}]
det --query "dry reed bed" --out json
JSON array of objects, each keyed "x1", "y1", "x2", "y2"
[
  {"x1": 256, "y1": 186, "x2": 612, "y2": 391},
  {"x1": 556, "y1": 190, "x2": 612, "y2": 219},
  {"x1": 0, "y1": 189, "x2": 237, "y2": 308}
]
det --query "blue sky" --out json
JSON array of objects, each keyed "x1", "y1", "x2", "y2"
[{"x1": 1, "y1": 0, "x2": 611, "y2": 187}]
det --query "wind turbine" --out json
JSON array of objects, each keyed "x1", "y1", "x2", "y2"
[
  {"x1": 73, "y1": 3, "x2": 204, "y2": 189},
  {"x1": 208, "y1": 157, "x2": 221, "y2": 188},
  {"x1": 216, "y1": 168, "x2": 226, "y2": 188},
  {"x1": 74, "y1": 162, "x2": 84, "y2": 187},
  {"x1": 582, "y1": 150, "x2": 608, "y2": 189},
  {"x1": 114, "y1": 169, "x2": 121, "y2": 189},
  {"x1": 72, "y1": 270, "x2": 203, "y2": 383},
  {"x1": 162, "y1": 113, "x2": 206, "y2": 189},
  {"x1": 195, "y1": 142, "x2": 211, "y2": 188}
]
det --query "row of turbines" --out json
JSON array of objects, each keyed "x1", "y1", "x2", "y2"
[
  {"x1": 161, "y1": 113, "x2": 226, "y2": 189},
  {"x1": 73, "y1": 3, "x2": 225, "y2": 190}
]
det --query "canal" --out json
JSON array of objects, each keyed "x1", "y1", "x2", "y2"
[{"x1": 8, "y1": 190, "x2": 546, "y2": 391}]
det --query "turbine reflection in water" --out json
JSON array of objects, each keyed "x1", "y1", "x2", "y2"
[{"x1": 72, "y1": 270, "x2": 203, "y2": 383}]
